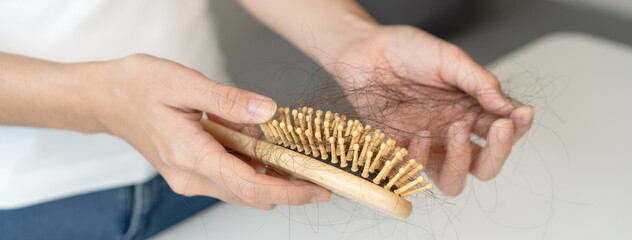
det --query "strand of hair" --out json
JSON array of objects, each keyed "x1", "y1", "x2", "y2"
[
  {"x1": 397, "y1": 164, "x2": 424, "y2": 188},
  {"x1": 384, "y1": 160, "x2": 415, "y2": 190},
  {"x1": 369, "y1": 143, "x2": 387, "y2": 173},
  {"x1": 400, "y1": 183, "x2": 433, "y2": 198},
  {"x1": 394, "y1": 175, "x2": 426, "y2": 195}
]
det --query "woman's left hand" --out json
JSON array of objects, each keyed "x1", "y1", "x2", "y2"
[
  {"x1": 333, "y1": 25, "x2": 534, "y2": 196},
  {"x1": 237, "y1": 0, "x2": 533, "y2": 196}
]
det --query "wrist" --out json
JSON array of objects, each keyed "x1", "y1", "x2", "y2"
[
  {"x1": 0, "y1": 53, "x2": 112, "y2": 133},
  {"x1": 59, "y1": 60, "x2": 121, "y2": 134},
  {"x1": 326, "y1": 13, "x2": 381, "y2": 57},
  {"x1": 238, "y1": 0, "x2": 381, "y2": 71},
  {"x1": 315, "y1": 14, "x2": 381, "y2": 70}
]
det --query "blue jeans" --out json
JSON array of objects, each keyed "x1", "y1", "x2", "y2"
[{"x1": 0, "y1": 175, "x2": 221, "y2": 240}]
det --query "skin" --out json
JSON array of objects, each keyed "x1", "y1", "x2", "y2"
[
  {"x1": 0, "y1": 0, "x2": 534, "y2": 211},
  {"x1": 0, "y1": 53, "x2": 330, "y2": 210},
  {"x1": 331, "y1": 26, "x2": 534, "y2": 196},
  {"x1": 238, "y1": 0, "x2": 534, "y2": 196}
]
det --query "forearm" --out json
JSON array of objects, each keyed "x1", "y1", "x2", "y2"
[
  {"x1": 237, "y1": 0, "x2": 379, "y2": 70},
  {"x1": 0, "y1": 52, "x2": 104, "y2": 133}
]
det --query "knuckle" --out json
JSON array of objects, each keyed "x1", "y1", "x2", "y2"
[
  {"x1": 168, "y1": 151, "x2": 193, "y2": 171},
  {"x1": 130, "y1": 53, "x2": 152, "y2": 59},
  {"x1": 481, "y1": 77, "x2": 501, "y2": 90},
  {"x1": 165, "y1": 177, "x2": 195, "y2": 196},
  {"x1": 257, "y1": 204, "x2": 276, "y2": 211},
  {"x1": 123, "y1": 53, "x2": 155, "y2": 64},
  {"x1": 439, "y1": 43, "x2": 469, "y2": 79},
  {"x1": 239, "y1": 183, "x2": 264, "y2": 203},
  {"x1": 171, "y1": 184, "x2": 187, "y2": 195},
  {"x1": 476, "y1": 171, "x2": 496, "y2": 181},
  {"x1": 210, "y1": 84, "x2": 243, "y2": 119},
  {"x1": 443, "y1": 42, "x2": 469, "y2": 60}
]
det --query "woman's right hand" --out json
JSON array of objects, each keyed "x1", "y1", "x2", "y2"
[{"x1": 72, "y1": 54, "x2": 332, "y2": 209}]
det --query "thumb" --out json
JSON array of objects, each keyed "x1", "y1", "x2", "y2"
[
  {"x1": 185, "y1": 80, "x2": 277, "y2": 124},
  {"x1": 439, "y1": 45, "x2": 515, "y2": 116}
]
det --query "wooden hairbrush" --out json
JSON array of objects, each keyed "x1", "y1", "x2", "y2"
[{"x1": 200, "y1": 106, "x2": 432, "y2": 219}]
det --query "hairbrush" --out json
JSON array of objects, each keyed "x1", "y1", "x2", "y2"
[{"x1": 200, "y1": 106, "x2": 432, "y2": 219}]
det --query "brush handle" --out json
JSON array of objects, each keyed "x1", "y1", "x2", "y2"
[{"x1": 200, "y1": 118, "x2": 412, "y2": 219}]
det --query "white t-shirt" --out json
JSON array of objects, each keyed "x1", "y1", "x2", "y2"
[{"x1": 0, "y1": 0, "x2": 230, "y2": 209}]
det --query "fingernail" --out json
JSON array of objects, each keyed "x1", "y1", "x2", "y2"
[
  {"x1": 500, "y1": 99, "x2": 517, "y2": 113},
  {"x1": 311, "y1": 191, "x2": 331, "y2": 203},
  {"x1": 452, "y1": 122, "x2": 469, "y2": 145},
  {"x1": 248, "y1": 96, "x2": 277, "y2": 123},
  {"x1": 521, "y1": 107, "x2": 534, "y2": 125},
  {"x1": 496, "y1": 120, "x2": 513, "y2": 142}
]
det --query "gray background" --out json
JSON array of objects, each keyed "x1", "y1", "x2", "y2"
[{"x1": 209, "y1": 0, "x2": 632, "y2": 108}]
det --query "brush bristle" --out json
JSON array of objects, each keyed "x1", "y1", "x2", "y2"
[{"x1": 259, "y1": 107, "x2": 433, "y2": 198}]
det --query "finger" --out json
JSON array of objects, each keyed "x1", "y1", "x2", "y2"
[
  {"x1": 185, "y1": 79, "x2": 277, "y2": 124},
  {"x1": 154, "y1": 156, "x2": 276, "y2": 210},
  {"x1": 437, "y1": 121, "x2": 471, "y2": 196},
  {"x1": 237, "y1": 175, "x2": 332, "y2": 205},
  {"x1": 233, "y1": 152, "x2": 268, "y2": 175},
  {"x1": 470, "y1": 119, "x2": 514, "y2": 181},
  {"x1": 197, "y1": 144, "x2": 331, "y2": 205},
  {"x1": 470, "y1": 143, "x2": 482, "y2": 161},
  {"x1": 167, "y1": 170, "x2": 277, "y2": 210},
  {"x1": 439, "y1": 44, "x2": 515, "y2": 116},
  {"x1": 470, "y1": 111, "x2": 499, "y2": 138},
  {"x1": 509, "y1": 105, "x2": 534, "y2": 144},
  {"x1": 207, "y1": 114, "x2": 262, "y2": 138},
  {"x1": 408, "y1": 131, "x2": 435, "y2": 179}
]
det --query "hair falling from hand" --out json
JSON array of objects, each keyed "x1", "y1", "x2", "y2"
[{"x1": 237, "y1": 61, "x2": 534, "y2": 201}]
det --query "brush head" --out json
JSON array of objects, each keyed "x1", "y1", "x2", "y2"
[
  {"x1": 259, "y1": 107, "x2": 433, "y2": 201},
  {"x1": 201, "y1": 116, "x2": 422, "y2": 218}
]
